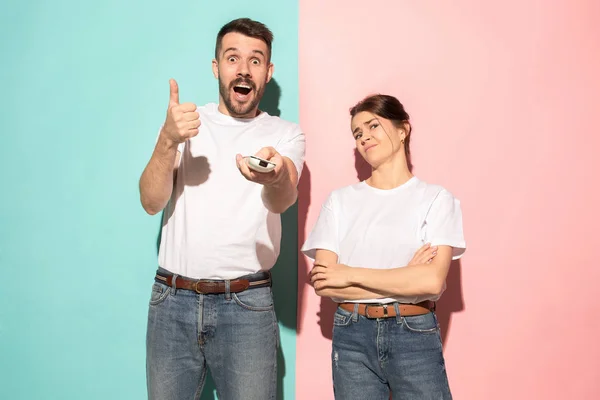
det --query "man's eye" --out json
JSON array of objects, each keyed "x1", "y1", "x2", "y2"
[
  {"x1": 228, "y1": 56, "x2": 236, "y2": 62},
  {"x1": 252, "y1": 59, "x2": 260, "y2": 65}
]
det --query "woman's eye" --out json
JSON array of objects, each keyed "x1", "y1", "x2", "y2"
[
  {"x1": 354, "y1": 133, "x2": 362, "y2": 140},
  {"x1": 370, "y1": 123, "x2": 379, "y2": 129}
]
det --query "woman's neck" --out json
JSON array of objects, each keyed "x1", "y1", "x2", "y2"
[{"x1": 367, "y1": 157, "x2": 413, "y2": 190}]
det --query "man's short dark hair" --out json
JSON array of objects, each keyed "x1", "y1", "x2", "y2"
[{"x1": 215, "y1": 18, "x2": 274, "y2": 62}]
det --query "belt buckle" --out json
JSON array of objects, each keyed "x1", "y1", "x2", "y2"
[
  {"x1": 365, "y1": 304, "x2": 388, "y2": 318},
  {"x1": 194, "y1": 280, "x2": 205, "y2": 294}
]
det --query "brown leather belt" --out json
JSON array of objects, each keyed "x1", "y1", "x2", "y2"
[
  {"x1": 154, "y1": 271, "x2": 271, "y2": 294},
  {"x1": 339, "y1": 301, "x2": 433, "y2": 318}
]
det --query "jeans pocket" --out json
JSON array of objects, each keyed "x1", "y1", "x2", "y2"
[
  {"x1": 333, "y1": 307, "x2": 353, "y2": 327},
  {"x1": 232, "y1": 287, "x2": 274, "y2": 311},
  {"x1": 402, "y1": 312, "x2": 439, "y2": 334},
  {"x1": 149, "y1": 282, "x2": 170, "y2": 306}
]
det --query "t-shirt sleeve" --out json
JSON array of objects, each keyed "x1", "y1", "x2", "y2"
[
  {"x1": 424, "y1": 189, "x2": 467, "y2": 260},
  {"x1": 275, "y1": 124, "x2": 306, "y2": 182},
  {"x1": 301, "y1": 193, "x2": 339, "y2": 261}
]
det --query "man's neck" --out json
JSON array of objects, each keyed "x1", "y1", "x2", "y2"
[{"x1": 217, "y1": 102, "x2": 260, "y2": 119}]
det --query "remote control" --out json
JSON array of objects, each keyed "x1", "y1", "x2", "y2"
[{"x1": 245, "y1": 155, "x2": 276, "y2": 173}]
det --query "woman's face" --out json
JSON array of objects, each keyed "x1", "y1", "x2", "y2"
[{"x1": 351, "y1": 111, "x2": 405, "y2": 167}]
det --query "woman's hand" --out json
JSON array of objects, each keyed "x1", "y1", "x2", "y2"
[
  {"x1": 310, "y1": 261, "x2": 355, "y2": 290},
  {"x1": 408, "y1": 243, "x2": 438, "y2": 265}
]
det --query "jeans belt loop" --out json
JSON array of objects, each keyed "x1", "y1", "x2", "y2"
[
  {"x1": 225, "y1": 280, "x2": 231, "y2": 300},
  {"x1": 352, "y1": 303, "x2": 359, "y2": 322},
  {"x1": 393, "y1": 302, "x2": 402, "y2": 323},
  {"x1": 171, "y1": 273, "x2": 179, "y2": 295}
]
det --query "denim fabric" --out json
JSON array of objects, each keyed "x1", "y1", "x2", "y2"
[
  {"x1": 146, "y1": 268, "x2": 279, "y2": 400},
  {"x1": 331, "y1": 304, "x2": 452, "y2": 400}
]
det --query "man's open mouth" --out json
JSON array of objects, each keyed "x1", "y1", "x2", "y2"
[{"x1": 233, "y1": 84, "x2": 252, "y2": 96}]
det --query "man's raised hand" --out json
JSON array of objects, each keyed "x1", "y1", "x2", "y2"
[{"x1": 160, "y1": 79, "x2": 200, "y2": 144}]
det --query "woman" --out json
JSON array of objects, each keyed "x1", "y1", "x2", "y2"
[{"x1": 302, "y1": 94, "x2": 466, "y2": 399}]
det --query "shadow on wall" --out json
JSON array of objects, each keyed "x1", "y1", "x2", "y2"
[
  {"x1": 436, "y1": 259, "x2": 464, "y2": 346},
  {"x1": 296, "y1": 163, "x2": 311, "y2": 336},
  {"x1": 354, "y1": 147, "x2": 371, "y2": 182},
  {"x1": 262, "y1": 78, "x2": 282, "y2": 117},
  {"x1": 314, "y1": 149, "x2": 465, "y2": 348}
]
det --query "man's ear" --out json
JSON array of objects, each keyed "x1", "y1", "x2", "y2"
[
  {"x1": 266, "y1": 62, "x2": 274, "y2": 83},
  {"x1": 212, "y1": 59, "x2": 219, "y2": 79}
]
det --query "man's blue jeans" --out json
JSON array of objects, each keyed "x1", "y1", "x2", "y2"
[
  {"x1": 146, "y1": 268, "x2": 279, "y2": 400},
  {"x1": 331, "y1": 304, "x2": 452, "y2": 399}
]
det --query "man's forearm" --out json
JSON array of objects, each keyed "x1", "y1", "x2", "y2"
[{"x1": 139, "y1": 135, "x2": 179, "y2": 215}]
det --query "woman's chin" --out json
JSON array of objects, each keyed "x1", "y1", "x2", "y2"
[{"x1": 364, "y1": 156, "x2": 380, "y2": 168}]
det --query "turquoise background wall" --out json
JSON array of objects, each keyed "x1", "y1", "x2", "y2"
[{"x1": 0, "y1": 1, "x2": 299, "y2": 398}]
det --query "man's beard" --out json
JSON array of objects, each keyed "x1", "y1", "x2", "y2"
[{"x1": 219, "y1": 76, "x2": 266, "y2": 118}]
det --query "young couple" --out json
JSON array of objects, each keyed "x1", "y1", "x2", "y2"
[{"x1": 139, "y1": 17, "x2": 466, "y2": 400}]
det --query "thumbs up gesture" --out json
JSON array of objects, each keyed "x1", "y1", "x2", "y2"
[{"x1": 161, "y1": 79, "x2": 200, "y2": 144}]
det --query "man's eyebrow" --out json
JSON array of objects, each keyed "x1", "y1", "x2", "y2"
[
  {"x1": 222, "y1": 48, "x2": 266, "y2": 58},
  {"x1": 222, "y1": 47, "x2": 238, "y2": 54}
]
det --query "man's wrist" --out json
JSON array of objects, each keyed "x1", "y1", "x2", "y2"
[
  {"x1": 158, "y1": 129, "x2": 180, "y2": 151},
  {"x1": 264, "y1": 164, "x2": 289, "y2": 188}
]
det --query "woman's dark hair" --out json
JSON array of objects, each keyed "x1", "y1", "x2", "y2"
[
  {"x1": 349, "y1": 94, "x2": 412, "y2": 168},
  {"x1": 215, "y1": 18, "x2": 274, "y2": 62}
]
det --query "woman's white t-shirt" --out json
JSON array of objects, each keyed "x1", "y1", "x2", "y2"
[{"x1": 301, "y1": 176, "x2": 466, "y2": 304}]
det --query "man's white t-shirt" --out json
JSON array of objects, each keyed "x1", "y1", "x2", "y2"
[
  {"x1": 158, "y1": 103, "x2": 305, "y2": 280},
  {"x1": 301, "y1": 176, "x2": 466, "y2": 304}
]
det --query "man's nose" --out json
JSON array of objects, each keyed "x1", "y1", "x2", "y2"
[{"x1": 237, "y1": 61, "x2": 251, "y2": 77}]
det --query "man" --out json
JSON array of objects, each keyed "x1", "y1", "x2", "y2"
[{"x1": 139, "y1": 18, "x2": 305, "y2": 400}]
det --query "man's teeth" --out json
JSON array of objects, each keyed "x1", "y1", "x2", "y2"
[{"x1": 235, "y1": 84, "x2": 251, "y2": 89}]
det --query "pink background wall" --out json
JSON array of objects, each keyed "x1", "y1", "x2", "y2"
[{"x1": 297, "y1": 1, "x2": 600, "y2": 399}]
